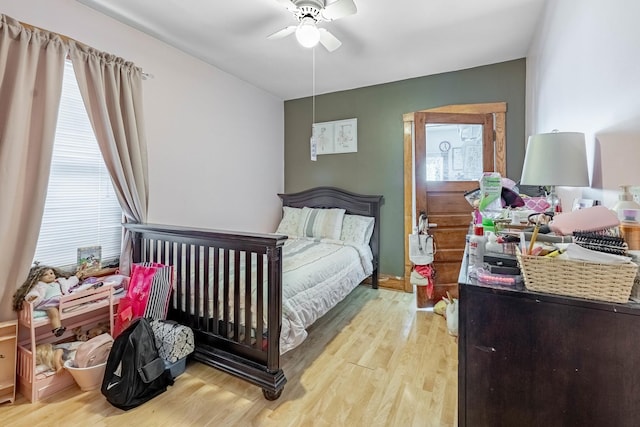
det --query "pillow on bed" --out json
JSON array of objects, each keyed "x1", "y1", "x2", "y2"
[
  {"x1": 298, "y1": 207, "x2": 346, "y2": 240},
  {"x1": 340, "y1": 214, "x2": 375, "y2": 245},
  {"x1": 275, "y1": 206, "x2": 304, "y2": 237}
]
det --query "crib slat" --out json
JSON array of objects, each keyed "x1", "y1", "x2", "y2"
[
  {"x1": 212, "y1": 247, "x2": 220, "y2": 335},
  {"x1": 256, "y1": 254, "x2": 264, "y2": 349},
  {"x1": 175, "y1": 243, "x2": 184, "y2": 323},
  {"x1": 194, "y1": 245, "x2": 201, "y2": 328},
  {"x1": 222, "y1": 249, "x2": 230, "y2": 339},
  {"x1": 203, "y1": 246, "x2": 210, "y2": 330},
  {"x1": 187, "y1": 244, "x2": 194, "y2": 317},
  {"x1": 233, "y1": 250, "x2": 241, "y2": 341},
  {"x1": 244, "y1": 252, "x2": 253, "y2": 347},
  {"x1": 168, "y1": 241, "x2": 175, "y2": 311}
]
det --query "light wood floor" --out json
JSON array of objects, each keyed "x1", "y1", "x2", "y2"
[{"x1": 1, "y1": 286, "x2": 458, "y2": 427}]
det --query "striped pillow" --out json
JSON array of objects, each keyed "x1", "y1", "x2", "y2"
[{"x1": 298, "y1": 207, "x2": 346, "y2": 240}]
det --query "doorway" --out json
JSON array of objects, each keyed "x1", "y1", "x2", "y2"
[{"x1": 402, "y1": 103, "x2": 507, "y2": 294}]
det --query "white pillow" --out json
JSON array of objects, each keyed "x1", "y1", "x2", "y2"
[
  {"x1": 275, "y1": 206, "x2": 304, "y2": 237},
  {"x1": 340, "y1": 214, "x2": 375, "y2": 245},
  {"x1": 298, "y1": 207, "x2": 346, "y2": 240}
]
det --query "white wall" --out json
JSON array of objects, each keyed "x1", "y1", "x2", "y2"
[
  {"x1": 527, "y1": 0, "x2": 640, "y2": 209},
  {"x1": 1, "y1": 0, "x2": 284, "y2": 233}
]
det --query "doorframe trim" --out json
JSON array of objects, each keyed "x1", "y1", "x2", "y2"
[{"x1": 402, "y1": 102, "x2": 507, "y2": 292}]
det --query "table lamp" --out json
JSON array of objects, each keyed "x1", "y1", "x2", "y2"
[{"x1": 520, "y1": 131, "x2": 589, "y2": 213}]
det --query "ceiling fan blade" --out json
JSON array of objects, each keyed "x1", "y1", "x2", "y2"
[
  {"x1": 318, "y1": 28, "x2": 342, "y2": 52},
  {"x1": 274, "y1": 0, "x2": 297, "y2": 11},
  {"x1": 267, "y1": 26, "x2": 297, "y2": 40},
  {"x1": 321, "y1": 0, "x2": 357, "y2": 21}
]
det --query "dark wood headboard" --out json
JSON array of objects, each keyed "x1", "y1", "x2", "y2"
[{"x1": 277, "y1": 186, "x2": 383, "y2": 287}]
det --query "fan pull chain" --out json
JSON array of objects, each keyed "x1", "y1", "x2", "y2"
[
  {"x1": 312, "y1": 46, "x2": 316, "y2": 124},
  {"x1": 310, "y1": 47, "x2": 317, "y2": 162}
]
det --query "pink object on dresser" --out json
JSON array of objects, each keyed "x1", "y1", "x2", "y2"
[
  {"x1": 523, "y1": 196, "x2": 551, "y2": 213},
  {"x1": 549, "y1": 205, "x2": 620, "y2": 235}
]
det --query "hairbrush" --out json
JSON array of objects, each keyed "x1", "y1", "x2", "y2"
[{"x1": 572, "y1": 229, "x2": 628, "y2": 256}]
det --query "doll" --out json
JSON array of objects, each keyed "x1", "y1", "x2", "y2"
[
  {"x1": 35, "y1": 343, "x2": 65, "y2": 373},
  {"x1": 35, "y1": 342, "x2": 81, "y2": 373},
  {"x1": 13, "y1": 264, "x2": 83, "y2": 337}
]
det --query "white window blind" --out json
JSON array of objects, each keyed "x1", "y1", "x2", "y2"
[{"x1": 33, "y1": 60, "x2": 122, "y2": 269}]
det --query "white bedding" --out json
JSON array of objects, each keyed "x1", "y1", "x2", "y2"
[
  {"x1": 178, "y1": 237, "x2": 373, "y2": 354},
  {"x1": 280, "y1": 237, "x2": 373, "y2": 353}
]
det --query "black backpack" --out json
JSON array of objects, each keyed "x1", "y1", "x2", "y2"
[{"x1": 101, "y1": 317, "x2": 174, "y2": 410}]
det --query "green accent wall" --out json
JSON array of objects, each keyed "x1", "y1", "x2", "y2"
[{"x1": 284, "y1": 59, "x2": 526, "y2": 278}]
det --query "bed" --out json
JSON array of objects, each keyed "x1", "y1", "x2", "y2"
[{"x1": 124, "y1": 186, "x2": 383, "y2": 400}]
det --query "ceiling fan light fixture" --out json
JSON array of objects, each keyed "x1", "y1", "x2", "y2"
[{"x1": 295, "y1": 17, "x2": 320, "y2": 48}]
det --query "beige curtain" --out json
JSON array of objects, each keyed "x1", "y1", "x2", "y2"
[
  {"x1": 0, "y1": 15, "x2": 66, "y2": 322},
  {"x1": 68, "y1": 41, "x2": 149, "y2": 276}
]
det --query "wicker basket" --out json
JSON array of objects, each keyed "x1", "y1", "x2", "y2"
[{"x1": 516, "y1": 251, "x2": 638, "y2": 303}]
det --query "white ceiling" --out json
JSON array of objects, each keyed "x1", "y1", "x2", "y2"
[{"x1": 75, "y1": 0, "x2": 547, "y2": 100}]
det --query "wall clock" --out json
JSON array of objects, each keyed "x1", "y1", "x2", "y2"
[{"x1": 439, "y1": 140, "x2": 451, "y2": 152}]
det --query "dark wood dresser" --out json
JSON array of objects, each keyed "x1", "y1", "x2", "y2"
[{"x1": 458, "y1": 278, "x2": 640, "y2": 427}]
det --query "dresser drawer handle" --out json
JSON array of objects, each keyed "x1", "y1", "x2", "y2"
[{"x1": 474, "y1": 345, "x2": 496, "y2": 353}]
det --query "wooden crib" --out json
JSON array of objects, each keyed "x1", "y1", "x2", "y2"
[{"x1": 124, "y1": 186, "x2": 382, "y2": 399}]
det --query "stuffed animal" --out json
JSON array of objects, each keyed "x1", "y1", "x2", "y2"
[
  {"x1": 73, "y1": 326, "x2": 89, "y2": 342},
  {"x1": 442, "y1": 292, "x2": 459, "y2": 337},
  {"x1": 433, "y1": 299, "x2": 447, "y2": 316},
  {"x1": 35, "y1": 343, "x2": 64, "y2": 373},
  {"x1": 73, "y1": 321, "x2": 110, "y2": 341},
  {"x1": 87, "y1": 321, "x2": 111, "y2": 339}
]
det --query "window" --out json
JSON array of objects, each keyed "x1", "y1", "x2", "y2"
[
  {"x1": 425, "y1": 123, "x2": 483, "y2": 181},
  {"x1": 33, "y1": 61, "x2": 122, "y2": 269}
]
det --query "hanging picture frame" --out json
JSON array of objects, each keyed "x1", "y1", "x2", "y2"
[{"x1": 312, "y1": 118, "x2": 357, "y2": 155}]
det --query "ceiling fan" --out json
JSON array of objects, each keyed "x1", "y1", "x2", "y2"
[{"x1": 267, "y1": 0, "x2": 357, "y2": 52}]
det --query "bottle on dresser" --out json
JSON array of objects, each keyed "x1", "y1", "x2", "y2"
[
  {"x1": 467, "y1": 224, "x2": 487, "y2": 277},
  {"x1": 485, "y1": 231, "x2": 503, "y2": 254}
]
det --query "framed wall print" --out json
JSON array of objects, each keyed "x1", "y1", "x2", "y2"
[
  {"x1": 312, "y1": 118, "x2": 357, "y2": 155},
  {"x1": 313, "y1": 122, "x2": 335, "y2": 155}
]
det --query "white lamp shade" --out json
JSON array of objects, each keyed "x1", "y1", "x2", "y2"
[
  {"x1": 295, "y1": 17, "x2": 320, "y2": 48},
  {"x1": 520, "y1": 132, "x2": 590, "y2": 187}
]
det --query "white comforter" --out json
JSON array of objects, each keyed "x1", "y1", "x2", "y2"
[{"x1": 280, "y1": 237, "x2": 373, "y2": 353}]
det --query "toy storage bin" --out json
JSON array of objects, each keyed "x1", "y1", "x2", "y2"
[
  {"x1": 64, "y1": 360, "x2": 107, "y2": 391},
  {"x1": 150, "y1": 320, "x2": 194, "y2": 378},
  {"x1": 164, "y1": 357, "x2": 187, "y2": 378}
]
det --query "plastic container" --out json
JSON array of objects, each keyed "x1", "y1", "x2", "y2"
[
  {"x1": 475, "y1": 267, "x2": 523, "y2": 289},
  {"x1": 468, "y1": 225, "x2": 487, "y2": 277},
  {"x1": 164, "y1": 357, "x2": 186, "y2": 378},
  {"x1": 621, "y1": 223, "x2": 640, "y2": 250},
  {"x1": 613, "y1": 185, "x2": 640, "y2": 222},
  {"x1": 485, "y1": 232, "x2": 503, "y2": 254},
  {"x1": 482, "y1": 218, "x2": 495, "y2": 234},
  {"x1": 64, "y1": 360, "x2": 107, "y2": 391}
]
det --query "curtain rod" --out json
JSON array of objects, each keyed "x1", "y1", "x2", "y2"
[{"x1": 18, "y1": 19, "x2": 153, "y2": 80}]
